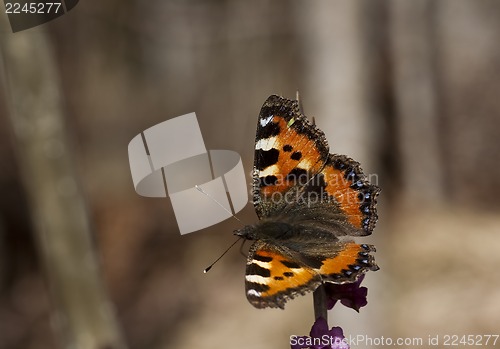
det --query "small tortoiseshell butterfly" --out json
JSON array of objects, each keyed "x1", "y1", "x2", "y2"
[{"x1": 235, "y1": 95, "x2": 380, "y2": 309}]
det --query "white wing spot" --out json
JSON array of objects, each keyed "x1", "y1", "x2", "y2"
[
  {"x1": 247, "y1": 289, "x2": 262, "y2": 297},
  {"x1": 255, "y1": 136, "x2": 277, "y2": 151},
  {"x1": 248, "y1": 260, "x2": 271, "y2": 269},
  {"x1": 245, "y1": 274, "x2": 269, "y2": 284},
  {"x1": 260, "y1": 115, "x2": 273, "y2": 127},
  {"x1": 259, "y1": 164, "x2": 279, "y2": 177}
]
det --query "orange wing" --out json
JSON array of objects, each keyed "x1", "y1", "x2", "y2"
[
  {"x1": 317, "y1": 154, "x2": 380, "y2": 235},
  {"x1": 253, "y1": 95, "x2": 329, "y2": 218},
  {"x1": 244, "y1": 241, "x2": 320, "y2": 309},
  {"x1": 244, "y1": 241, "x2": 378, "y2": 309}
]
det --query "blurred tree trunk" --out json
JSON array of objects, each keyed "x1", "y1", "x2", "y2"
[
  {"x1": 389, "y1": 0, "x2": 444, "y2": 204},
  {"x1": 0, "y1": 20, "x2": 126, "y2": 349},
  {"x1": 292, "y1": 0, "x2": 380, "y2": 337},
  {"x1": 293, "y1": 0, "x2": 379, "y2": 171}
]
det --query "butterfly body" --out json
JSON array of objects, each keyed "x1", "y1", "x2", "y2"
[{"x1": 238, "y1": 95, "x2": 380, "y2": 309}]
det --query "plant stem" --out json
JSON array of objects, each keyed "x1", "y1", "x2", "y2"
[{"x1": 313, "y1": 284, "x2": 328, "y2": 323}]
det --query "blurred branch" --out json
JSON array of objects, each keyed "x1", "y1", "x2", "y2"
[{"x1": 0, "y1": 20, "x2": 126, "y2": 349}]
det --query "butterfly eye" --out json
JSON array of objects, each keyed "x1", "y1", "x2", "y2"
[{"x1": 233, "y1": 229, "x2": 242, "y2": 236}]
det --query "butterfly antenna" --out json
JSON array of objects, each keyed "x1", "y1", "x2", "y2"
[
  {"x1": 195, "y1": 185, "x2": 242, "y2": 223},
  {"x1": 239, "y1": 238, "x2": 248, "y2": 258},
  {"x1": 296, "y1": 90, "x2": 316, "y2": 125},
  {"x1": 204, "y1": 237, "x2": 243, "y2": 273},
  {"x1": 296, "y1": 90, "x2": 304, "y2": 114}
]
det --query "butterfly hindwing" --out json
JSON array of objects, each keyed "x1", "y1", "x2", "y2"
[
  {"x1": 245, "y1": 240, "x2": 378, "y2": 309},
  {"x1": 245, "y1": 241, "x2": 320, "y2": 309},
  {"x1": 307, "y1": 154, "x2": 380, "y2": 235},
  {"x1": 317, "y1": 242, "x2": 378, "y2": 283}
]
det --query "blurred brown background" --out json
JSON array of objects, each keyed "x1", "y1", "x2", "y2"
[{"x1": 1, "y1": 1, "x2": 500, "y2": 349}]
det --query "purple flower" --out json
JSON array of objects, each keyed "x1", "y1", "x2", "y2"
[
  {"x1": 325, "y1": 275, "x2": 368, "y2": 312},
  {"x1": 290, "y1": 317, "x2": 349, "y2": 349}
]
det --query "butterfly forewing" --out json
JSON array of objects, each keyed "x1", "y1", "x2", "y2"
[{"x1": 253, "y1": 95, "x2": 329, "y2": 218}]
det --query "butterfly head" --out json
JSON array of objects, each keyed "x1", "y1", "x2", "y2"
[{"x1": 234, "y1": 225, "x2": 258, "y2": 241}]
